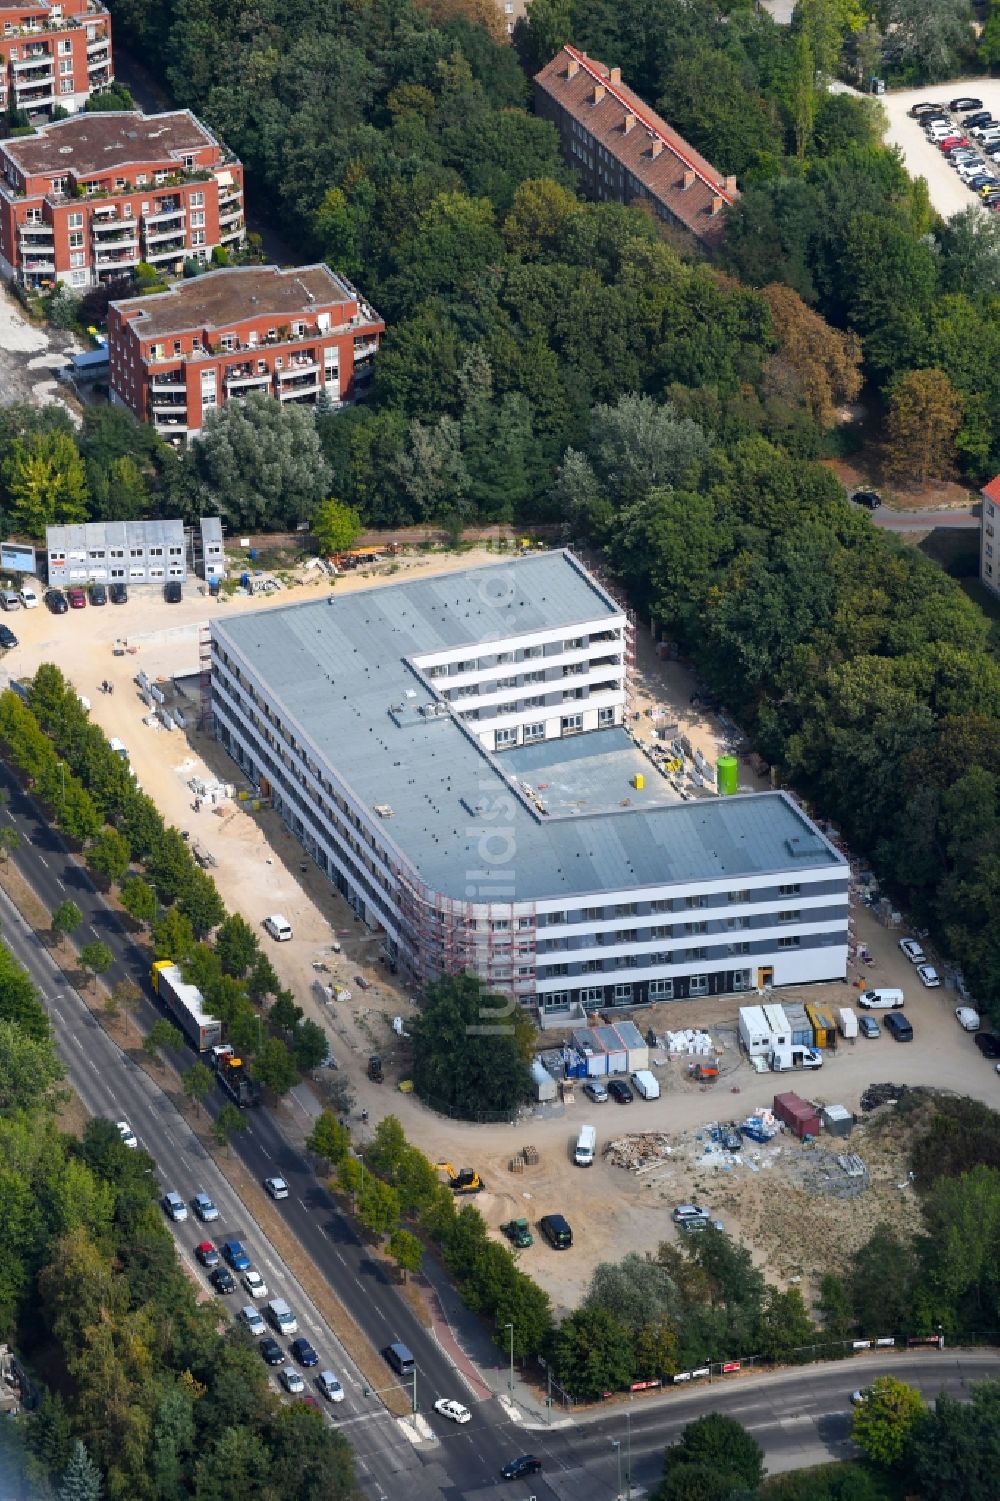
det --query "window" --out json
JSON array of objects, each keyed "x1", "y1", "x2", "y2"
[
  {"x1": 523, "y1": 695, "x2": 545, "y2": 709},
  {"x1": 778, "y1": 935, "x2": 801, "y2": 948},
  {"x1": 686, "y1": 921, "x2": 707, "y2": 935},
  {"x1": 496, "y1": 676, "x2": 516, "y2": 689},
  {"x1": 616, "y1": 903, "x2": 637, "y2": 918},
  {"x1": 522, "y1": 722, "x2": 545, "y2": 742},
  {"x1": 69, "y1": 269, "x2": 86, "y2": 286},
  {"x1": 524, "y1": 670, "x2": 545, "y2": 684},
  {"x1": 191, "y1": 210, "x2": 205, "y2": 228},
  {"x1": 68, "y1": 211, "x2": 82, "y2": 228},
  {"x1": 732, "y1": 970, "x2": 753, "y2": 991},
  {"x1": 687, "y1": 947, "x2": 707, "y2": 961},
  {"x1": 598, "y1": 706, "x2": 615, "y2": 726},
  {"x1": 778, "y1": 910, "x2": 799, "y2": 924},
  {"x1": 582, "y1": 960, "x2": 602, "y2": 973},
  {"x1": 564, "y1": 637, "x2": 585, "y2": 651},
  {"x1": 173, "y1": 340, "x2": 182, "y2": 355},
  {"x1": 496, "y1": 651, "x2": 514, "y2": 664},
  {"x1": 59, "y1": 78, "x2": 73, "y2": 93},
  {"x1": 491, "y1": 919, "x2": 510, "y2": 932},
  {"x1": 729, "y1": 941, "x2": 750, "y2": 954},
  {"x1": 650, "y1": 899, "x2": 671, "y2": 913},
  {"x1": 561, "y1": 714, "x2": 583, "y2": 734},
  {"x1": 648, "y1": 978, "x2": 674, "y2": 1000},
  {"x1": 688, "y1": 975, "x2": 709, "y2": 997},
  {"x1": 686, "y1": 895, "x2": 705, "y2": 910},
  {"x1": 191, "y1": 190, "x2": 204, "y2": 207},
  {"x1": 523, "y1": 645, "x2": 542, "y2": 659},
  {"x1": 68, "y1": 231, "x2": 83, "y2": 248},
  {"x1": 192, "y1": 230, "x2": 205, "y2": 245},
  {"x1": 494, "y1": 727, "x2": 517, "y2": 749},
  {"x1": 455, "y1": 658, "x2": 477, "y2": 673},
  {"x1": 59, "y1": 38, "x2": 71, "y2": 53},
  {"x1": 613, "y1": 983, "x2": 633, "y2": 1002},
  {"x1": 778, "y1": 883, "x2": 800, "y2": 897},
  {"x1": 580, "y1": 987, "x2": 604, "y2": 1005},
  {"x1": 584, "y1": 906, "x2": 603, "y2": 921},
  {"x1": 616, "y1": 929, "x2": 637, "y2": 942},
  {"x1": 729, "y1": 889, "x2": 750, "y2": 904},
  {"x1": 541, "y1": 991, "x2": 571, "y2": 1011},
  {"x1": 517, "y1": 917, "x2": 533, "y2": 930},
  {"x1": 651, "y1": 925, "x2": 671, "y2": 938},
  {"x1": 69, "y1": 251, "x2": 84, "y2": 268},
  {"x1": 545, "y1": 964, "x2": 569, "y2": 977},
  {"x1": 59, "y1": 57, "x2": 72, "y2": 73}
]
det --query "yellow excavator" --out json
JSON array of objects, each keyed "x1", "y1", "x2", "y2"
[{"x1": 436, "y1": 1162, "x2": 485, "y2": 1194}]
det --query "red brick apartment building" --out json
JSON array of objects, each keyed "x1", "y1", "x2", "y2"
[
  {"x1": 108, "y1": 264, "x2": 384, "y2": 441},
  {"x1": 534, "y1": 45, "x2": 737, "y2": 247},
  {"x1": 0, "y1": 0, "x2": 111, "y2": 122},
  {"x1": 0, "y1": 109, "x2": 243, "y2": 290}
]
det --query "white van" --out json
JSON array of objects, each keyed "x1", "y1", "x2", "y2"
[
  {"x1": 632, "y1": 1068, "x2": 661, "y2": 1100},
  {"x1": 574, "y1": 1124, "x2": 596, "y2": 1167},
  {"x1": 263, "y1": 914, "x2": 293, "y2": 942},
  {"x1": 858, "y1": 988, "x2": 904, "y2": 1010},
  {"x1": 266, "y1": 1298, "x2": 298, "y2": 1335}
]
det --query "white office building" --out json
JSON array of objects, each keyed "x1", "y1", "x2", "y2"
[
  {"x1": 46, "y1": 518, "x2": 186, "y2": 587},
  {"x1": 208, "y1": 551, "x2": 849, "y2": 1016}
]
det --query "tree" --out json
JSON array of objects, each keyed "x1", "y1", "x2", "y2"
[
  {"x1": 755, "y1": 1286, "x2": 817, "y2": 1362},
  {"x1": 152, "y1": 905, "x2": 195, "y2": 963},
  {"x1": 884, "y1": 368, "x2": 962, "y2": 483},
  {"x1": 85, "y1": 827, "x2": 131, "y2": 885},
  {"x1": 410, "y1": 973, "x2": 534, "y2": 1118},
  {"x1": 58, "y1": 1438, "x2": 103, "y2": 1501},
  {"x1": 0, "y1": 826, "x2": 20, "y2": 862},
  {"x1": 311, "y1": 497, "x2": 363, "y2": 555},
  {"x1": 551, "y1": 1305, "x2": 634, "y2": 1400},
  {"x1": 387, "y1": 1227, "x2": 423, "y2": 1282},
  {"x1": 905, "y1": 1381, "x2": 1000, "y2": 1501},
  {"x1": 183, "y1": 1059, "x2": 214, "y2": 1117},
  {"x1": 78, "y1": 940, "x2": 113, "y2": 992},
  {"x1": 815, "y1": 1272, "x2": 853, "y2": 1338},
  {"x1": 252, "y1": 1035, "x2": 298, "y2": 1096},
  {"x1": 0, "y1": 1019, "x2": 63, "y2": 1113},
  {"x1": 215, "y1": 913, "x2": 258, "y2": 978},
  {"x1": 178, "y1": 867, "x2": 225, "y2": 937},
  {"x1": 196, "y1": 392, "x2": 333, "y2": 529},
  {"x1": 502, "y1": 177, "x2": 578, "y2": 258},
  {"x1": 293, "y1": 1017, "x2": 329, "y2": 1073},
  {"x1": 1, "y1": 429, "x2": 88, "y2": 532},
  {"x1": 109, "y1": 978, "x2": 141, "y2": 1036},
  {"x1": 143, "y1": 1018, "x2": 183, "y2": 1066},
  {"x1": 761, "y1": 283, "x2": 862, "y2": 430},
  {"x1": 656, "y1": 1414, "x2": 766, "y2": 1501},
  {"x1": 51, "y1": 899, "x2": 83, "y2": 943},
  {"x1": 306, "y1": 1110, "x2": 351, "y2": 1168},
  {"x1": 120, "y1": 874, "x2": 157, "y2": 926},
  {"x1": 213, "y1": 1101, "x2": 248, "y2": 1156},
  {"x1": 885, "y1": 0, "x2": 974, "y2": 79},
  {"x1": 852, "y1": 1375, "x2": 925, "y2": 1467},
  {"x1": 85, "y1": 81, "x2": 133, "y2": 111}
]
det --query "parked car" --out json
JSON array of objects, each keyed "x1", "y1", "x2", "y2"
[
  {"x1": 290, "y1": 1337, "x2": 319, "y2": 1368},
  {"x1": 859, "y1": 1016, "x2": 881, "y2": 1039},
  {"x1": 916, "y1": 964, "x2": 941, "y2": 988},
  {"x1": 0, "y1": 625, "x2": 18, "y2": 649},
  {"x1": 884, "y1": 1012, "x2": 914, "y2": 1043},
  {"x1": 673, "y1": 1204, "x2": 710, "y2": 1223},
  {"x1": 354, "y1": 974, "x2": 371, "y2": 990},
  {"x1": 240, "y1": 1304, "x2": 266, "y2": 1336},
  {"x1": 192, "y1": 1191, "x2": 219, "y2": 1222},
  {"x1": 317, "y1": 1370, "x2": 346, "y2": 1402},
  {"x1": 974, "y1": 1033, "x2": 1000, "y2": 1059},
  {"x1": 939, "y1": 135, "x2": 969, "y2": 150},
  {"x1": 501, "y1": 1456, "x2": 542, "y2": 1480},
  {"x1": 281, "y1": 1367, "x2": 305, "y2": 1394},
  {"x1": 951, "y1": 96, "x2": 983, "y2": 111},
  {"x1": 0, "y1": 589, "x2": 19, "y2": 611},
  {"x1": 195, "y1": 1241, "x2": 220, "y2": 1268},
  {"x1": 263, "y1": 1176, "x2": 289, "y2": 1199},
  {"x1": 434, "y1": 1398, "x2": 471, "y2": 1424},
  {"x1": 909, "y1": 101, "x2": 939, "y2": 116},
  {"x1": 851, "y1": 489, "x2": 881, "y2": 509},
  {"x1": 17, "y1": 586, "x2": 37, "y2": 608},
  {"x1": 259, "y1": 1337, "x2": 283, "y2": 1366},
  {"x1": 898, "y1": 937, "x2": 926, "y2": 964},
  {"x1": 955, "y1": 1007, "x2": 981, "y2": 1031},
  {"x1": 242, "y1": 1269, "x2": 268, "y2": 1299},
  {"x1": 88, "y1": 582, "x2": 107, "y2": 605},
  {"x1": 981, "y1": 188, "x2": 1000, "y2": 205},
  {"x1": 164, "y1": 580, "x2": 182, "y2": 603},
  {"x1": 582, "y1": 1080, "x2": 609, "y2": 1103},
  {"x1": 209, "y1": 1266, "x2": 236, "y2": 1295},
  {"x1": 161, "y1": 1190, "x2": 188, "y2": 1222},
  {"x1": 109, "y1": 582, "x2": 128, "y2": 604},
  {"x1": 608, "y1": 1078, "x2": 633, "y2": 1104},
  {"x1": 45, "y1": 589, "x2": 68, "y2": 614},
  {"x1": 962, "y1": 111, "x2": 993, "y2": 127},
  {"x1": 66, "y1": 588, "x2": 86, "y2": 609},
  {"x1": 501, "y1": 1218, "x2": 534, "y2": 1248}
]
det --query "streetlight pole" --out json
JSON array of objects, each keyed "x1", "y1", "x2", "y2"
[
  {"x1": 625, "y1": 1406, "x2": 632, "y2": 1499},
  {"x1": 611, "y1": 1439, "x2": 622, "y2": 1500},
  {"x1": 504, "y1": 1321, "x2": 514, "y2": 1399}
]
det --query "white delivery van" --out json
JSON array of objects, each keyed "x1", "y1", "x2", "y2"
[
  {"x1": 632, "y1": 1069, "x2": 661, "y2": 1100},
  {"x1": 263, "y1": 914, "x2": 293, "y2": 941},
  {"x1": 574, "y1": 1124, "x2": 597, "y2": 1166},
  {"x1": 266, "y1": 1298, "x2": 298, "y2": 1335},
  {"x1": 858, "y1": 988, "x2": 904, "y2": 1010},
  {"x1": 573, "y1": 1122, "x2": 594, "y2": 1164}
]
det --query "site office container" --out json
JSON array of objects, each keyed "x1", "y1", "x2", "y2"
[
  {"x1": 783, "y1": 1002, "x2": 812, "y2": 1047},
  {"x1": 571, "y1": 1028, "x2": 609, "y2": 1077},
  {"x1": 738, "y1": 1005, "x2": 771, "y2": 1057},
  {"x1": 762, "y1": 1003, "x2": 791, "y2": 1049},
  {"x1": 594, "y1": 1024, "x2": 628, "y2": 1074},
  {"x1": 805, "y1": 1002, "x2": 838, "y2": 1049},
  {"x1": 773, "y1": 1091, "x2": 821, "y2": 1139}
]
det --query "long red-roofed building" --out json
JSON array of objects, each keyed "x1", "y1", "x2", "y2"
[{"x1": 534, "y1": 45, "x2": 737, "y2": 247}]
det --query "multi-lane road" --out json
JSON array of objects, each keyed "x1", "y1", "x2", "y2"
[{"x1": 3, "y1": 758, "x2": 999, "y2": 1498}]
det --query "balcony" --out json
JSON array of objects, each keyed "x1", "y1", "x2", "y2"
[
  {"x1": 224, "y1": 366, "x2": 270, "y2": 390},
  {"x1": 278, "y1": 377, "x2": 321, "y2": 401},
  {"x1": 22, "y1": 257, "x2": 55, "y2": 273},
  {"x1": 353, "y1": 337, "x2": 379, "y2": 361},
  {"x1": 276, "y1": 358, "x2": 319, "y2": 379},
  {"x1": 94, "y1": 247, "x2": 140, "y2": 269},
  {"x1": 18, "y1": 221, "x2": 53, "y2": 241},
  {"x1": 143, "y1": 240, "x2": 186, "y2": 262},
  {"x1": 150, "y1": 373, "x2": 186, "y2": 392},
  {"x1": 87, "y1": 48, "x2": 110, "y2": 67},
  {"x1": 150, "y1": 397, "x2": 189, "y2": 415},
  {"x1": 86, "y1": 33, "x2": 108, "y2": 52},
  {"x1": 16, "y1": 84, "x2": 56, "y2": 107},
  {"x1": 218, "y1": 202, "x2": 242, "y2": 226},
  {"x1": 87, "y1": 65, "x2": 112, "y2": 86},
  {"x1": 92, "y1": 226, "x2": 138, "y2": 246},
  {"x1": 144, "y1": 223, "x2": 187, "y2": 247},
  {"x1": 219, "y1": 221, "x2": 244, "y2": 242},
  {"x1": 217, "y1": 186, "x2": 241, "y2": 208}
]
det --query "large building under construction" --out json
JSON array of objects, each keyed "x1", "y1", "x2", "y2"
[{"x1": 208, "y1": 553, "x2": 849, "y2": 1016}]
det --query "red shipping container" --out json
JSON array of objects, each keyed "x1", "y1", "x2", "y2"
[{"x1": 773, "y1": 1091, "x2": 821, "y2": 1139}]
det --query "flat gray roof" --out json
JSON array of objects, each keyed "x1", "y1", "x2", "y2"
[
  {"x1": 504, "y1": 727, "x2": 682, "y2": 814},
  {"x1": 46, "y1": 518, "x2": 185, "y2": 551},
  {"x1": 215, "y1": 553, "x2": 846, "y2": 902}
]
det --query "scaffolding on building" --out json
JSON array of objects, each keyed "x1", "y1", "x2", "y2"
[
  {"x1": 394, "y1": 865, "x2": 539, "y2": 1004},
  {"x1": 199, "y1": 625, "x2": 214, "y2": 733}
]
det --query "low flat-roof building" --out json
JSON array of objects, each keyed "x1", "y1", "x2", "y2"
[
  {"x1": 209, "y1": 551, "x2": 849, "y2": 1018},
  {"x1": 46, "y1": 518, "x2": 186, "y2": 586},
  {"x1": 0, "y1": 109, "x2": 242, "y2": 291},
  {"x1": 108, "y1": 263, "x2": 383, "y2": 441},
  {"x1": 534, "y1": 45, "x2": 736, "y2": 247}
]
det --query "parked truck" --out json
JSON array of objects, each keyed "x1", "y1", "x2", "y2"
[
  {"x1": 151, "y1": 960, "x2": 222, "y2": 1052},
  {"x1": 212, "y1": 1044, "x2": 259, "y2": 1108}
]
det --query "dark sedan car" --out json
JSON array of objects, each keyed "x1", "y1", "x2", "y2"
[
  {"x1": 0, "y1": 625, "x2": 18, "y2": 649},
  {"x1": 974, "y1": 1033, "x2": 1000, "y2": 1059},
  {"x1": 45, "y1": 588, "x2": 68, "y2": 614},
  {"x1": 851, "y1": 489, "x2": 881, "y2": 509},
  {"x1": 109, "y1": 582, "x2": 128, "y2": 604},
  {"x1": 209, "y1": 1265, "x2": 236, "y2": 1295},
  {"x1": 259, "y1": 1337, "x2": 284, "y2": 1366},
  {"x1": 88, "y1": 582, "x2": 107, "y2": 605},
  {"x1": 951, "y1": 96, "x2": 983, "y2": 111},
  {"x1": 289, "y1": 1337, "x2": 319, "y2": 1368},
  {"x1": 164, "y1": 580, "x2": 182, "y2": 603},
  {"x1": 501, "y1": 1455, "x2": 542, "y2": 1481},
  {"x1": 608, "y1": 1078, "x2": 634, "y2": 1104}
]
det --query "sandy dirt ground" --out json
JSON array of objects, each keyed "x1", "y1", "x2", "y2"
[
  {"x1": 0, "y1": 284, "x2": 83, "y2": 416},
  {"x1": 2, "y1": 547, "x2": 991, "y2": 1314}
]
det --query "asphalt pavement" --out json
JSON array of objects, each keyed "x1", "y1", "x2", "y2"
[
  {"x1": 3, "y1": 758, "x2": 1000, "y2": 1500},
  {"x1": 873, "y1": 506, "x2": 979, "y2": 530}
]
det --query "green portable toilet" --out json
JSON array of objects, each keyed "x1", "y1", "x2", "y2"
[{"x1": 717, "y1": 755, "x2": 738, "y2": 796}]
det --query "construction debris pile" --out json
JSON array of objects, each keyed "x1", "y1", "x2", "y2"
[
  {"x1": 798, "y1": 1149, "x2": 870, "y2": 1200},
  {"x1": 605, "y1": 1133, "x2": 674, "y2": 1170},
  {"x1": 860, "y1": 1082, "x2": 911, "y2": 1113}
]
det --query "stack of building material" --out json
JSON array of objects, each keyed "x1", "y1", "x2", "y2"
[{"x1": 665, "y1": 1028, "x2": 715, "y2": 1054}]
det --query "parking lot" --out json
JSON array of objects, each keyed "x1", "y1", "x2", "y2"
[{"x1": 881, "y1": 79, "x2": 1000, "y2": 219}]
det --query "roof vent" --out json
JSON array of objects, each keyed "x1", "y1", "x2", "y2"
[
  {"x1": 58, "y1": 146, "x2": 72, "y2": 155},
  {"x1": 126, "y1": 130, "x2": 137, "y2": 139}
]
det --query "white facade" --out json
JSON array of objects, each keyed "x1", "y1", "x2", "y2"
[
  {"x1": 46, "y1": 518, "x2": 187, "y2": 586},
  {"x1": 982, "y1": 489, "x2": 1000, "y2": 599}
]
